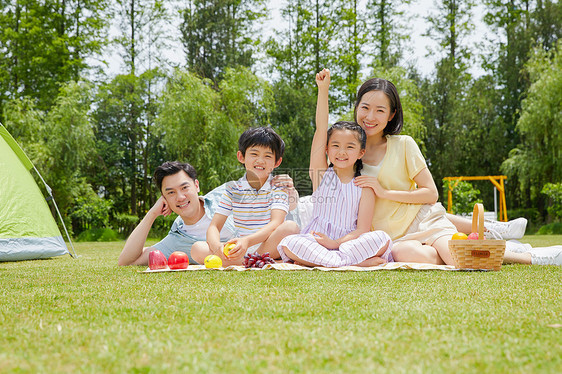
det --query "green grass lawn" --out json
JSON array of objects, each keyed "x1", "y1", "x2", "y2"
[{"x1": 1, "y1": 236, "x2": 561, "y2": 373}]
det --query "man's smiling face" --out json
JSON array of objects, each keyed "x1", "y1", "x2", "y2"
[{"x1": 161, "y1": 171, "x2": 201, "y2": 220}]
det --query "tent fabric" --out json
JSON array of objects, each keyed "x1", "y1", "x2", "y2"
[
  {"x1": 0, "y1": 124, "x2": 68, "y2": 261},
  {"x1": 0, "y1": 237, "x2": 67, "y2": 261},
  {"x1": 0, "y1": 125, "x2": 33, "y2": 171}
]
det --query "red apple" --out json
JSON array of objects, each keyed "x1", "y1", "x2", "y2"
[
  {"x1": 149, "y1": 250, "x2": 168, "y2": 270},
  {"x1": 467, "y1": 232, "x2": 479, "y2": 240},
  {"x1": 168, "y1": 251, "x2": 189, "y2": 270}
]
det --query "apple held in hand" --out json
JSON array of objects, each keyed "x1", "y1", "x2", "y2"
[
  {"x1": 168, "y1": 251, "x2": 189, "y2": 270},
  {"x1": 149, "y1": 250, "x2": 168, "y2": 270},
  {"x1": 467, "y1": 232, "x2": 479, "y2": 240},
  {"x1": 223, "y1": 243, "x2": 236, "y2": 257}
]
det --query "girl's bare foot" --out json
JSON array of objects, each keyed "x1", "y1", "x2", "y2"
[{"x1": 357, "y1": 256, "x2": 386, "y2": 267}]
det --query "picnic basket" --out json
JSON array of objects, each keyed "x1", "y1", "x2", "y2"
[{"x1": 448, "y1": 203, "x2": 506, "y2": 271}]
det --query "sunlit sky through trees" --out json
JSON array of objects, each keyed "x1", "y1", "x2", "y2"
[{"x1": 102, "y1": 0, "x2": 491, "y2": 79}]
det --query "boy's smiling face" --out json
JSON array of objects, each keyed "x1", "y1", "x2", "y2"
[{"x1": 237, "y1": 145, "x2": 282, "y2": 188}]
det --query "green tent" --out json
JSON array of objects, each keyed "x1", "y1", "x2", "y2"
[{"x1": 1, "y1": 123, "x2": 73, "y2": 261}]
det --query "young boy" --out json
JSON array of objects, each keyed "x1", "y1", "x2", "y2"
[{"x1": 191, "y1": 127, "x2": 299, "y2": 266}]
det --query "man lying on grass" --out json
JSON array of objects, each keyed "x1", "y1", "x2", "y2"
[{"x1": 118, "y1": 161, "x2": 298, "y2": 266}]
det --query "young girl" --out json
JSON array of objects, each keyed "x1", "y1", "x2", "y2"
[{"x1": 277, "y1": 70, "x2": 392, "y2": 267}]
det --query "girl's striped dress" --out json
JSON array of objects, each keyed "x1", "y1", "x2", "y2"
[{"x1": 278, "y1": 168, "x2": 393, "y2": 267}]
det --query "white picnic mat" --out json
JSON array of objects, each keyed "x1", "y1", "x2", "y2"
[{"x1": 141, "y1": 262, "x2": 457, "y2": 273}]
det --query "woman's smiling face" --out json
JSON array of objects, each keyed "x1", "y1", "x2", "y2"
[{"x1": 355, "y1": 90, "x2": 395, "y2": 138}]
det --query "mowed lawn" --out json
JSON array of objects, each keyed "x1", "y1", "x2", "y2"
[{"x1": 1, "y1": 236, "x2": 561, "y2": 373}]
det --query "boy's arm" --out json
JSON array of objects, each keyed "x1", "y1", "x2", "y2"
[
  {"x1": 207, "y1": 181, "x2": 235, "y2": 254},
  {"x1": 207, "y1": 213, "x2": 228, "y2": 255},
  {"x1": 228, "y1": 209, "x2": 287, "y2": 260},
  {"x1": 230, "y1": 186, "x2": 290, "y2": 258},
  {"x1": 118, "y1": 196, "x2": 169, "y2": 266},
  {"x1": 310, "y1": 69, "x2": 331, "y2": 191}
]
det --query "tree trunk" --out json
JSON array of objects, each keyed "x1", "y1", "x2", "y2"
[
  {"x1": 449, "y1": 0, "x2": 456, "y2": 61},
  {"x1": 130, "y1": 0, "x2": 136, "y2": 75},
  {"x1": 315, "y1": 0, "x2": 320, "y2": 74}
]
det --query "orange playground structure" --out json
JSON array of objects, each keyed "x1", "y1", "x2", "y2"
[{"x1": 443, "y1": 175, "x2": 508, "y2": 222}]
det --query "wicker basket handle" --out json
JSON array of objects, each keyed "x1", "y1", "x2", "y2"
[{"x1": 471, "y1": 203, "x2": 485, "y2": 239}]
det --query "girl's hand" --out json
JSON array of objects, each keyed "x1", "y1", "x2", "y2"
[
  {"x1": 315, "y1": 68, "x2": 330, "y2": 89},
  {"x1": 271, "y1": 174, "x2": 299, "y2": 211},
  {"x1": 224, "y1": 237, "x2": 249, "y2": 260},
  {"x1": 311, "y1": 231, "x2": 339, "y2": 249},
  {"x1": 271, "y1": 174, "x2": 294, "y2": 189},
  {"x1": 354, "y1": 176, "x2": 387, "y2": 198}
]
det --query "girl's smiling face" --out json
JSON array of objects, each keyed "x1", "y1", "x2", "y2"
[
  {"x1": 326, "y1": 129, "x2": 365, "y2": 170},
  {"x1": 355, "y1": 90, "x2": 395, "y2": 138}
]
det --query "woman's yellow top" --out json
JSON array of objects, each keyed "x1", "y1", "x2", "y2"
[{"x1": 362, "y1": 135, "x2": 427, "y2": 240}]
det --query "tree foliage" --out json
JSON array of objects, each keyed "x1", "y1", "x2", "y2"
[
  {"x1": 269, "y1": 80, "x2": 317, "y2": 194},
  {"x1": 502, "y1": 41, "x2": 562, "y2": 204},
  {"x1": 113, "y1": 0, "x2": 170, "y2": 75},
  {"x1": 366, "y1": 0, "x2": 412, "y2": 69},
  {"x1": 422, "y1": 0, "x2": 475, "y2": 194},
  {"x1": 264, "y1": 0, "x2": 336, "y2": 193},
  {"x1": 453, "y1": 75, "x2": 509, "y2": 178},
  {"x1": 483, "y1": 0, "x2": 533, "y2": 151},
  {"x1": 541, "y1": 183, "x2": 562, "y2": 221},
  {"x1": 180, "y1": 0, "x2": 267, "y2": 83},
  {"x1": 3, "y1": 81, "x2": 98, "y2": 234},
  {"x1": 442, "y1": 180, "x2": 483, "y2": 215},
  {"x1": 329, "y1": 0, "x2": 364, "y2": 108},
  {"x1": 483, "y1": 0, "x2": 561, "y2": 156},
  {"x1": 219, "y1": 67, "x2": 275, "y2": 129},
  {"x1": 266, "y1": 0, "x2": 333, "y2": 89},
  {"x1": 94, "y1": 70, "x2": 165, "y2": 216},
  {"x1": 0, "y1": 0, "x2": 108, "y2": 118},
  {"x1": 157, "y1": 67, "x2": 274, "y2": 192},
  {"x1": 2, "y1": 97, "x2": 44, "y2": 156},
  {"x1": 2, "y1": 1, "x2": 561, "y2": 235},
  {"x1": 426, "y1": 0, "x2": 474, "y2": 63},
  {"x1": 69, "y1": 184, "x2": 114, "y2": 232}
]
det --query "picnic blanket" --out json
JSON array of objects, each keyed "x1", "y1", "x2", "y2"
[{"x1": 141, "y1": 262, "x2": 457, "y2": 273}]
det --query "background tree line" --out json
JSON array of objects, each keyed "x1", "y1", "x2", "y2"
[{"x1": 1, "y1": 0, "x2": 561, "y2": 239}]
